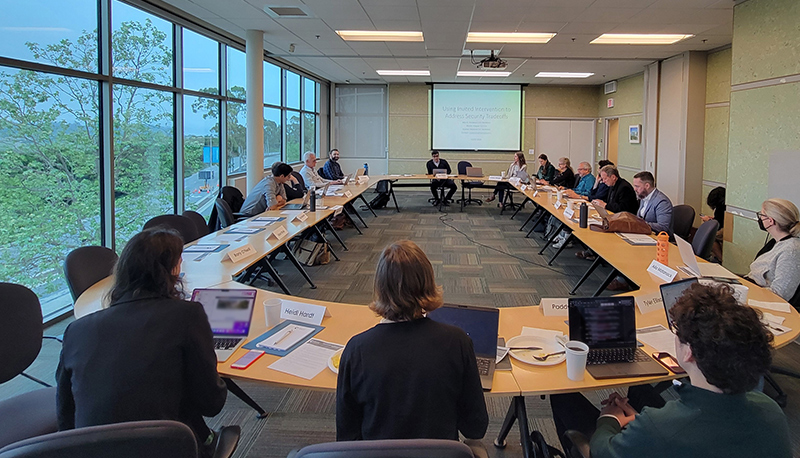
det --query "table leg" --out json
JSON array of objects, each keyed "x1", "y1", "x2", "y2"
[
  {"x1": 460, "y1": 181, "x2": 465, "y2": 212},
  {"x1": 346, "y1": 202, "x2": 368, "y2": 229},
  {"x1": 342, "y1": 209, "x2": 363, "y2": 235},
  {"x1": 525, "y1": 210, "x2": 549, "y2": 238},
  {"x1": 538, "y1": 222, "x2": 565, "y2": 255},
  {"x1": 281, "y1": 245, "x2": 316, "y2": 289},
  {"x1": 261, "y1": 259, "x2": 292, "y2": 295},
  {"x1": 315, "y1": 224, "x2": 342, "y2": 260},
  {"x1": 511, "y1": 197, "x2": 531, "y2": 219},
  {"x1": 494, "y1": 396, "x2": 535, "y2": 458},
  {"x1": 389, "y1": 182, "x2": 400, "y2": 212},
  {"x1": 358, "y1": 194, "x2": 377, "y2": 217},
  {"x1": 593, "y1": 268, "x2": 620, "y2": 296},
  {"x1": 570, "y1": 256, "x2": 602, "y2": 295},
  {"x1": 223, "y1": 377, "x2": 268, "y2": 419},
  {"x1": 322, "y1": 219, "x2": 348, "y2": 251},
  {"x1": 547, "y1": 232, "x2": 574, "y2": 266}
]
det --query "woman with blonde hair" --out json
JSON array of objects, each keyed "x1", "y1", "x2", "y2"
[
  {"x1": 336, "y1": 240, "x2": 488, "y2": 443},
  {"x1": 748, "y1": 198, "x2": 800, "y2": 301}
]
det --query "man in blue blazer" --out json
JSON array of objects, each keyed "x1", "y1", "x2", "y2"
[{"x1": 633, "y1": 171, "x2": 673, "y2": 235}]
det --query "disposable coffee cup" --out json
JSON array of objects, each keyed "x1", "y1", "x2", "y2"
[
  {"x1": 501, "y1": 171, "x2": 506, "y2": 178},
  {"x1": 565, "y1": 340, "x2": 589, "y2": 381},
  {"x1": 264, "y1": 298, "x2": 283, "y2": 329}
]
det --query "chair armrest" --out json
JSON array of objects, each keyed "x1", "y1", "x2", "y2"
[{"x1": 563, "y1": 430, "x2": 590, "y2": 458}]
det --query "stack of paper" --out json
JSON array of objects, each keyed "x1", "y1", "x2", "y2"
[
  {"x1": 268, "y1": 339, "x2": 344, "y2": 380},
  {"x1": 617, "y1": 233, "x2": 657, "y2": 245}
]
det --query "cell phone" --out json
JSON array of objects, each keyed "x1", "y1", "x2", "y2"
[
  {"x1": 231, "y1": 350, "x2": 265, "y2": 369},
  {"x1": 653, "y1": 352, "x2": 686, "y2": 374}
]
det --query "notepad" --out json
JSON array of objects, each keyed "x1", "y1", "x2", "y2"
[
  {"x1": 617, "y1": 233, "x2": 657, "y2": 245},
  {"x1": 256, "y1": 324, "x2": 315, "y2": 351}
]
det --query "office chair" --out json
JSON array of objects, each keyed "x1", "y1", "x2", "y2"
[
  {"x1": 671, "y1": 204, "x2": 695, "y2": 241},
  {"x1": 456, "y1": 161, "x2": 484, "y2": 206},
  {"x1": 143, "y1": 214, "x2": 200, "y2": 244},
  {"x1": 561, "y1": 431, "x2": 590, "y2": 458},
  {"x1": 182, "y1": 211, "x2": 210, "y2": 239},
  {"x1": 0, "y1": 283, "x2": 58, "y2": 449},
  {"x1": 288, "y1": 438, "x2": 475, "y2": 458},
  {"x1": 63, "y1": 246, "x2": 118, "y2": 302},
  {"x1": 209, "y1": 187, "x2": 246, "y2": 231},
  {"x1": 214, "y1": 199, "x2": 238, "y2": 229},
  {"x1": 691, "y1": 219, "x2": 719, "y2": 260}
]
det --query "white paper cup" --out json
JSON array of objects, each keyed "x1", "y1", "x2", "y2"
[
  {"x1": 501, "y1": 171, "x2": 506, "y2": 178},
  {"x1": 264, "y1": 298, "x2": 283, "y2": 328},
  {"x1": 565, "y1": 340, "x2": 589, "y2": 381}
]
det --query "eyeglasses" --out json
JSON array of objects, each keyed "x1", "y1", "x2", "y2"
[{"x1": 756, "y1": 212, "x2": 768, "y2": 220}]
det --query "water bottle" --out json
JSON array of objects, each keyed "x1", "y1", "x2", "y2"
[
  {"x1": 309, "y1": 186, "x2": 316, "y2": 212},
  {"x1": 579, "y1": 202, "x2": 588, "y2": 228},
  {"x1": 363, "y1": 163, "x2": 369, "y2": 176},
  {"x1": 656, "y1": 231, "x2": 669, "y2": 265}
]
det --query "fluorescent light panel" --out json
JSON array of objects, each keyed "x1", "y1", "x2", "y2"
[
  {"x1": 590, "y1": 34, "x2": 694, "y2": 45},
  {"x1": 376, "y1": 70, "x2": 430, "y2": 76},
  {"x1": 466, "y1": 32, "x2": 556, "y2": 44},
  {"x1": 457, "y1": 71, "x2": 511, "y2": 77},
  {"x1": 336, "y1": 30, "x2": 423, "y2": 42},
  {"x1": 535, "y1": 72, "x2": 594, "y2": 78}
]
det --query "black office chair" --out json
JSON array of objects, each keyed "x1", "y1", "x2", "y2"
[
  {"x1": 763, "y1": 283, "x2": 800, "y2": 408},
  {"x1": 671, "y1": 204, "x2": 695, "y2": 241},
  {"x1": 288, "y1": 439, "x2": 475, "y2": 458},
  {"x1": 456, "y1": 161, "x2": 483, "y2": 206},
  {"x1": 691, "y1": 219, "x2": 719, "y2": 260},
  {"x1": 285, "y1": 171, "x2": 307, "y2": 200},
  {"x1": 63, "y1": 246, "x2": 118, "y2": 302},
  {"x1": 0, "y1": 283, "x2": 58, "y2": 449},
  {"x1": 182, "y1": 211, "x2": 210, "y2": 239},
  {"x1": 561, "y1": 431, "x2": 590, "y2": 458},
  {"x1": 143, "y1": 214, "x2": 200, "y2": 244},
  {"x1": 209, "y1": 187, "x2": 246, "y2": 231},
  {"x1": 214, "y1": 199, "x2": 238, "y2": 229}
]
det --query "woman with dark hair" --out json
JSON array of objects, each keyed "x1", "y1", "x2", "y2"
[
  {"x1": 57, "y1": 229, "x2": 227, "y2": 457},
  {"x1": 535, "y1": 154, "x2": 556, "y2": 183},
  {"x1": 701, "y1": 186, "x2": 726, "y2": 261},
  {"x1": 336, "y1": 240, "x2": 488, "y2": 444}
]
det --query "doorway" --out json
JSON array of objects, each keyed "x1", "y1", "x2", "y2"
[{"x1": 606, "y1": 118, "x2": 619, "y2": 166}]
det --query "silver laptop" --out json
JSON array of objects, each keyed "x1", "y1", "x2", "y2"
[
  {"x1": 432, "y1": 168, "x2": 448, "y2": 175},
  {"x1": 592, "y1": 202, "x2": 611, "y2": 221},
  {"x1": 674, "y1": 236, "x2": 738, "y2": 279},
  {"x1": 466, "y1": 167, "x2": 483, "y2": 177},
  {"x1": 514, "y1": 169, "x2": 530, "y2": 184},
  {"x1": 284, "y1": 190, "x2": 311, "y2": 210},
  {"x1": 191, "y1": 288, "x2": 257, "y2": 362},
  {"x1": 427, "y1": 304, "x2": 500, "y2": 391}
]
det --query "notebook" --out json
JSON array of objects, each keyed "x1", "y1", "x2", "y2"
[
  {"x1": 659, "y1": 278, "x2": 698, "y2": 332},
  {"x1": 191, "y1": 288, "x2": 257, "y2": 362},
  {"x1": 466, "y1": 167, "x2": 483, "y2": 177},
  {"x1": 568, "y1": 297, "x2": 668, "y2": 379},
  {"x1": 427, "y1": 303, "x2": 500, "y2": 390}
]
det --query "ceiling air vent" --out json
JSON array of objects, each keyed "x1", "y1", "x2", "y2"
[
  {"x1": 363, "y1": 78, "x2": 382, "y2": 82},
  {"x1": 604, "y1": 80, "x2": 617, "y2": 94},
  {"x1": 264, "y1": 6, "x2": 312, "y2": 18}
]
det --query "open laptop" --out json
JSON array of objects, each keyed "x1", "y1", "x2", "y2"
[
  {"x1": 514, "y1": 169, "x2": 530, "y2": 184},
  {"x1": 191, "y1": 288, "x2": 257, "y2": 362},
  {"x1": 427, "y1": 304, "x2": 499, "y2": 390},
  {"x1": 466, "y1": 167, "x2": 483, "y2": 177},
  {"x1": 659, "y1": 278, "x2": 698, "y2": 332},
  {"x1": 568, "y1": 297, "x2": 668, "y2": 379},
  {"x1": 592, "y1": 202, "x2": 611, "y2": 221},
  {"x1": 432, "y1": 168, "x2": 448, "y2": 176},
  {"x1": 674, "y1": 235, "x2": 738, "y2": 279},
  {"x1": 283, "y1": 190, "x2": 310, "y2": 210}
]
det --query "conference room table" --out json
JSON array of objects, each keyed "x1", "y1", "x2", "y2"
[{"x1": 376, "y1": 173, "x2": 503, "y2": 212}]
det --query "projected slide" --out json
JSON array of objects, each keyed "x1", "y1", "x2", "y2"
[{"x1": 431, "y1": 84, "x2": 522, "y2": 151}]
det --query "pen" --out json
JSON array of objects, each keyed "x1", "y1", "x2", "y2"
[{"x1": 274, "y1": 326, "x2": 296, "y2": 346}]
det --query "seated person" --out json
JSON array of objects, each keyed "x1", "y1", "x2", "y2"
[
  {"x1": 586, "y1": 159, "x2": 613, "y2": 202},
  {"x1": 300, "y1": 151, "x2": 342, "y2": 189},
  {"x1": 701, "y1": 186, "x2": 726, "y2": 261},
  {"x1": 535, "y1": 154, "x2": 556, "y2": 183},
  {"x1": 322, "y1": 148, "x2": 345, "y2": 180},
  {"x1": 748, "y1": 198, "x2": 800, "y2": 301},
  {"x1": 633, "y1": 171, "x2": 673, "y2": 234},
  {"x1": 564, "y1": 162, "x2": 595, "y2": 198},
  {"x1": 240, "y1": 162, "x2": 293, "y2": 215},
  {"x1": 592, "y1": 164, "x2": 638, "y2": 214},
  {"x1": 548, "y1": 157, "x2": 575, "y2": 188},
  {"x1": 336, "y1": 240, "x2": 489, "y2": 444},
  {"x1": 487, "y1": 151, "x2": 527, "y2": 203},
  {"x1": 550, "y1": 283, "x2": 790, "y2": 458},
  {"x1": 56, "y1": 229, "x2": 228, "y2": 458},
  {"x1": 426, "y1": 150, "x2": 457, "y2": 205},
  {"x1": 269, "y1": 161, "x2": 305, "y2": 200}
]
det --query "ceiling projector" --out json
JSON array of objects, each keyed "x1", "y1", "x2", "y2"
[{"x1": 476, "y1": 51, "x2": 508, "y2": 70}]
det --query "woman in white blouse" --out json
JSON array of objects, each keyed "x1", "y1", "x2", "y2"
[{"x1": 486, "y1": 152, "x2": 527, "y2": 204}]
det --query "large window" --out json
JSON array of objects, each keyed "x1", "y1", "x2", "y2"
[
  {"x1": 112, "y1": 1, "x2": 172, "y2": 86},
  {"x1": 185, "y1": 95, "x2": 220, "y2": 215},
  {"x1": 227, "y1": 101, "x2": 247, "y2": 175},
  {"x1": 264, "y1": 107, "x2": 281, "y2": 167},
  {"x1": 183, "y1": 29, "x2": 218, "y2": 94}
]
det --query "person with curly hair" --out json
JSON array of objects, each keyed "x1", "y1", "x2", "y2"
[{"x1": 550, "y1": 283, "x2": 790, "y2": 458}]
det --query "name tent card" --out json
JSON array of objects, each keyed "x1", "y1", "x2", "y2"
[
  {"x1": 267, "y1": 226, "x2": 289, "y2": 243},
  {"x1": 435, "y1": 173, "x2": 448, "y2": 179},
  {"x1": 647, "y1": 260, "x2": 678, "y2": 282},
  {"x1": 331, "y1": 205, "x2": 344, "y2": 216},
  {"x1": 533, "y1": 190, "x2": 539, "y2": 197},
  {"x1": 554, "y1": 200, "x2": 563, "y2": 210},
  {"x1": 292, "y1": 211, "x2": 309, "y2": 223},
  {"x1": 280, "y1": 301, "x2": 328, "y2": 326},
  {"x1": 344, "y1": 190, "x2": 353, "y2": 198},
  {"x1": 635, "y1": 291, "x2": 664, "y2": 315},
  {"x1": 540, "y1": 298, "x2": 569, "y2": 317},
  {"x1": 563, "y1": 207, "x2": 575, "y2": 219},
  {"x1": 227, "y1": 244, "x2": 256, "y2": 263}
]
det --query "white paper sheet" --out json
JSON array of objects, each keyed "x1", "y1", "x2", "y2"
[
  {"x1": 267, "y1": 339, "x2": 344, "y2": 380},
  {"x1": 748, "y1": 299, "x2": 791, "y2": 313},
  {"x1": 762, "y1": 312, "x2": 786, "y2": 325},
  {"x1": 617, "y1": 233, "x2": 657, "y2": 245},
  {"x1": 496, "y1": 346, "x2": 510, "y2": 364},
  {"x1": 520, "y1": 327, "x2": 564, "y2": 341},
  {"x1": 636, "y1": 324, "x2": 677, "y2": 356}
]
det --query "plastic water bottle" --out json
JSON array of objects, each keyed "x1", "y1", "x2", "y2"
[
  {"x1": 579, "y1": 202, "x2": 588, "y2": 228},
  {"x1": 656, "y1": 231, "x2": 669, "y2": 265},
  {"x1": 363, "y1": 163, "x2": 369, "y2": 175},
  {"x1": 309, "y1": 186, "x2": 316, "y2": 212}
]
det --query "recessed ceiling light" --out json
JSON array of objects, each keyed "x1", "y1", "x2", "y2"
[
  {"x1": 336, "y1": 30, "x2": 423, "y2": 42},
  {"x1": 535, "y1": 72, "x2": 594, "y2": 78},
  {"x1": 462, "y1": 49, "x2": 500, "y2": 57},
  {"x1": 457, "y1": 71, "x2": 511, "y2": 77},
  {"x1": 590, "y1": 34, "x2": 694, "y2": 45},
  {"x1": 376, "y1": 70, "x2": 430, "y2": 76},
  {"x1": 466, "y1": 32, "x2": 556, "y2": 44}
]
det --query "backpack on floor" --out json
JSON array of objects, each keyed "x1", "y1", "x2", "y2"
[{"x1": 369, "y1": 192, "x2": 390, "y2": 209}]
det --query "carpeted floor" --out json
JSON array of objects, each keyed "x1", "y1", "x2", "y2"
[{"x1": 4, "y1": 189, "x2": 800, "y2": 457}]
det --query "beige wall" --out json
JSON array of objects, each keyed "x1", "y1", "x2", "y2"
[
  {"x1": 596, "y1": 73, "x2": 644, "y2": 181},
  {"x1": 387, "y1": 84, "x2": 599, "y2": 174},
  {"x1": 701, "y1": 48, "x2": 731, "y2": 219}
]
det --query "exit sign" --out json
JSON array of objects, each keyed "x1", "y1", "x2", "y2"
[{"x1": 607, "y1": 98, "x2": 615, "y2": 108}]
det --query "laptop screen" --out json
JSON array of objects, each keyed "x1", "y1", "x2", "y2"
[
  {"x1": 432, "y1": 168, "x2": 447, "y2": 175},
  {"x1": 191, "y1": 288, "x2": 257, "y2": 336},
  {"x1": 569, "y1": 297, "x2": 636, "y2": 349},
  {"x1": 427, "y1": 304, "x2": 499, "y2": 357},
  {"x1": 659, "y1": 278, "x2": 697, "y2": 331}
]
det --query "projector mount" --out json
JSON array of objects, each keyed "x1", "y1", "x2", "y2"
[{"x1": 469, "y1": 50, "x2": 508, "y2": 70}]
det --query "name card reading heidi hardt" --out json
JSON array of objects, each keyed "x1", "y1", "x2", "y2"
[
  {"x1": 647, "y1": 260, "x2": 677, "y2": 282},
  {"x1": 279, "y1": 301, "x2": 328, "y2": 326},
  {"x1": 540, "y1": 298, "x2": 569, "y2": 317},
  {"x1": 226, "y1": 244, "x2": 256, "y2": 263},
  {"x1": 292, "y1": 211, "x2": 308, "y2": 223},
  {"x1": 266, "y1": 226, "x2": 289, "y2": 243}
]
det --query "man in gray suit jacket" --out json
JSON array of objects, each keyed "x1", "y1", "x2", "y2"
[{"x1": 633, "y1": 171, "x2": 673, "y2": 235}]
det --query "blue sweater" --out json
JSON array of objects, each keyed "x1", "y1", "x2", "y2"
[{"x1": 573, "y1": 174, "x2": 596, "y2": 197}]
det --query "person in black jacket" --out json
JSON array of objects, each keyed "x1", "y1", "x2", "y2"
[
  {"x1": 336, "y1": 240, "x2": 488, "y2": 447},
  {"x1": 426, "y1": 150, "x2": 457, "y2": 205},
  {"x1": 592, "y1": 164, "x2": 638, "y2": 214},
  {"x1": 56, "y1": 229, "x2": 228, "y2": 458}
]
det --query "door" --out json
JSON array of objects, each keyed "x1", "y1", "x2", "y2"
[
  {"x1": 607, "y1": 118, "x2": 619, "y2": 166},
  {"x1": 536, "y1": 119, "x2": 595, "y2": 169}
]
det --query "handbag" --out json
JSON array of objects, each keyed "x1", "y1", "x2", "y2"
[{"x1": 591, "y1": 211, "x2": 651, "y2": 234}]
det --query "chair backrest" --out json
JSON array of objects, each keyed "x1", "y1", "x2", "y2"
[
  {"x1": 143, "y1": 215, "x2": 199, "y2": 244},
  {"x1": 0, "y1": 283, "x2": 43, "y2": 384},
  {"x1": 672, "y1": 204, "x2": 695, "y2": 241},
  {"x1": 182, "y1": 211, "x2": 210, "y2": 239},
  {"x1": 220, "y1": 186, "x2": 245, "y2": 213},
  {"x1": 317, "y1": 166, "x2": 330, "y2": 180},
  {"x1": 292, "y1": 171, "x2": 307, "y2": 193},
  {"x1": 63, "y1": 246, "x2": 118, "y2": 301},
  {"x1": 457, "y1": 161, "x2": 472, "y2": 175},
  {"x1": 292, "y1": 439, "x2": 474, "y2": 458},
  {"x1": 0, "y1": 420, "x2": 197, "y2": 458},
  {"x1": 692, "y1": 219, "x2": 719, "y2": 260},
  {"x1": 215, "y1": 199, "x2": 237, "y2": 229}
]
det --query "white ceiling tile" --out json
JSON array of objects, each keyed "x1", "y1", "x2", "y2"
[
  {"x1": 417, "y1": 6, "x2": 475, "y2": 22},
  {"x1": 572, "y1": 6, "x2": 642, "y2": 23},
  {"x1": 362, "y1": 5, "x2": 420, "y2": 21},
  {"x1": 628, "y1": 8, "x2": 732, "y2": 25},
  {"x1": 346, "y1": 42, "x2": 393, "y2": 55},
  {"x1": 190, "y1": 0, "x2": 266, "y2": 19},
  {"x1": 386, "y1": 42, "x2": 429, "y2": 56},
  {"x1": 370, "y1": 20, "x2": 423, "y2": 30},
  {"x1": 556, "y1": 22, "x2": 619, "y2": 34}
]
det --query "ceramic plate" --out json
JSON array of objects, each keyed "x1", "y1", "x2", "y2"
[
  {"x1": 506, "y1": 335, "x2": 566, "y2": 366},
  {"x1": 328, "y1": 348, "x2": 344, "y2": 374}
]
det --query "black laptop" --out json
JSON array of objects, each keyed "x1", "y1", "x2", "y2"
[
  {"x1": 659, "y1": 278, "x2": 698, "y2": 332},
  {"x1": 428, "y1": 304, "x2": 499, "y2": 390},
  {"x1": 568, "y1": 297, "x2": 668, "y2": 379}
]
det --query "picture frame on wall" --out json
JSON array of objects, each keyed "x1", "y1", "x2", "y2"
[{"x1": 629, "y1": 124, "x2": 641, "y2": 144}]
